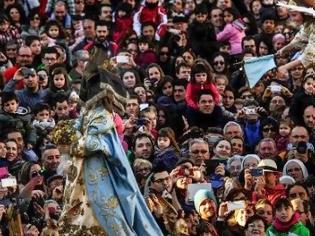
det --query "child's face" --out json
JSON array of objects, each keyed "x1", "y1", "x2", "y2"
[
  {"x1": 138, "y1": 42, "x2": 149, "y2": 53},
  {"x1": 215, "y1": 78, "x2": 227, "y2": 94},
  {"x1": 275, "y1": 205, "x2": 294, "y2": 223},
  {"x1": 36, "y1": 109, "x2": 50, "y2": 121},
  {"x1": 194, "y1": 72, "x2": 207, "y2": 85},
  {"x1": 118, "y1": 10, "x2": 126, "y2": 18},
  {"x1": 53, "y1": 74, "x2": 66, "y2": 89},
  {"x1": 3, "y1": 100, "x2": 18, "y2": 113},
  {"x1": 48, "y1": 25, "x2": 60, "y2": 38},
  {"x1": 73, "y1": 20, "x2": 82, "y2": 30},
  {"x1": 157, "y1": 136, "x2": 171, "y2": 150},
  {"x1": 223, "y1": 11, "x2": 234, "y2": 24},
  {"x1": 304, "y1": 78, "x2": 315, "y2": 95},
  {"x1": 279, "y1": 123, "x2": 291, "y2": 137}
]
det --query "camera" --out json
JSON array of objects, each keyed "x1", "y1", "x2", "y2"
[
  {"x1": 251, "y1": 168, "x2": 263, "y2": 177},
  {"x1": 296, "y1": 141, "x2": 308, "y2": 154},
  {"x1": 136, "y1": 118, "x2": 148, "y2": 126},
  {"x1": 20, "y1": 67, "x2": 36, "y2": 77}
]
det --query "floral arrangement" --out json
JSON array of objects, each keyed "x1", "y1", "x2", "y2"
[{"x1": 49, "y1": 120, "x2": 78, "y2": 145}]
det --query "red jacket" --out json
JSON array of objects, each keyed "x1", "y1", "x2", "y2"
[
  {"x1": 185, "y1": 82, "x2": 221, "y2": 109},
  {"x1": 113, "y1": 16, "x2": 133, "y2": 44},
  {"x1": 3, "y1": 65, "x2": 24, "y2": 90}
]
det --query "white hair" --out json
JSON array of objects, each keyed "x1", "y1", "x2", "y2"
[{"x1": 283, "y1": 159, "x2": 309, "y2": 182}]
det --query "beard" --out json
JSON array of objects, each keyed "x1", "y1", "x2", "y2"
[
  {"x1": 96, "y1": 36, "x2": 107, "y2": 42},
  {"x1": 145, "y1": 1, "x2": 159, "y2": 9}
]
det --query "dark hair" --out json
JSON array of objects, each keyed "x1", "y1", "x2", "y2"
[
  {"x1": 244, "y1": 215, "x2": 266, "y2": 230},
  {"x1": 191, "y1": 63, "x2": 212, "y2": 84},
  {"x1": 25, "y1": 35, "x2": 40, "y2": 47},
  {"x1": 223, "y1": 7, "x2": 240, "y2": 19},
  {"x1": 196, "y1": 90, "x2": 215, "y2": 103},
  {"x1": 50, "y1": 67, "x2": 70, "y2": 90},
  {"x1": 42, "y1": 143, "x2": 58, "y2": 152},
  {"x1": 175, "y1": 62, "x2": 191, "y2": 75},
  {"x1": 274, "y1": 197, "x2": 293, "y2": 211},
  {"x1": 132, "y1": 133, "x2": 154, "y2": 151},
  {"x1": 286, "y1": 183, "x2": 308, "y2": 197},
  {"x1": 44, "y1": 20, "x2": 66, "y2": 39},
  {"x1": 1, "y1": 91, "x2": 19, "y2": 106},
  {"x1": 32, "y1": 103, "x2": 51, "y2": 115},
  {"x1": 27, "y1": 9, "x2": 42, "y2": 25},
  {"x1": 95, "y1": 19, "x2": 112, "y2": 30},
  {"x1": 158, "y1": 127, "x2": 180, "y2": 152},
  {"x1": 6, "y1": 3, "x2": 27, "y2": 24},
  {"x1": 51, "y1": 94, "x2": 68, "y2": 108},
  {"x1": 173, "y1": 78, "x2": 188, "y2": 88},
  {"x1": 41, "y1": 46, "x2": 60, "y2": 59}
]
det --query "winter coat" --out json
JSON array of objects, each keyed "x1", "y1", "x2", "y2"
[
  {"x1": 267, "y1": 220, "x2": 310, "y2": 236},
  {"x1": 153, "y1": 147, "x2": 179, "y2": 172},
  {"x1": 216, "y1": 20, "x2": 246, "y2": 55},
  {"x1": 0, "y1": 107, "x2": 36, "y2": 145},
  {"x1": 185, "y1": 82, "x2": 221, "y2": 110}
]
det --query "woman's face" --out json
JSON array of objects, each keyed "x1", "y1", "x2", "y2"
[
  {"x1": 6, "y1": 141, "x2": 18, "y2": 161},
  {"x1": 30, "y1": 14, "x2": 41, "y2": 27},
  {"x1": 251, "y1": 0, "x2": 262, "y2": 15},
  {"x1": 158, "y1": 110, "x2": 166, "y2": 126},
  {"x1": 286, "y1": 162, "x2": 303, "y2": 183},
  {"x1": 289, "y1": 185, "x2": 309, "y2": 201},
  {"x1": 231, "y1": 138, "x2": 244, "y2": 155},
  {"x1": 258, "y1": 41, "x2": 269, "y2": 56},
  {"x1": 122, "y1": 71, "x2": 136, "y2": 89},
  {"x1": 256, "y1": 204, "x2": 273, "y2": 225},
  {"x1": 244, "y1": 158, "x2": 258, "y2": 169},
  {"x1": 223, "y1": 90, "x2": 234, "y2": 108},
  {"x1": 9, "y1": 8, "x2": 20, "y2": 22},
  {"x1": 53, "y1": 74, "x2": 66, "y2": 89},
  {"x1": 182, "y1": 52, "x2": 194, "y2": 66},
  {"x1": 162, "y1": 82, "x2": 173, "y2": 96},
  {"x1": 213, "y1": 55, "x2": 225, "y2": 73},
  {"x1": 215, "y1": 140, "x2": 231, "y2": 158},
  {"x1": 134, "y1": 86, "x2": 147, "y2": 103},
  {"x1": 29, "y1": 164, "x2": 42, "y2": 180},
  {"x1": 245, "y1": 219, "x2": 266, "y2": 236},
  {"x1": 148, "y1": 66, "x2": 161, "y2": 83},
  {"x1": 5, "y1": 44, "x2": 17, "y2": 59},
  {"x1": 275, "y1": 205, "x2": 294, "y2": 223}
]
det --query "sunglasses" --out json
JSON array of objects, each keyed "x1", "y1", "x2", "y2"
[
  {"x1": 262, "y1": 127, "x2": 276, "y2": 132},
  {"x1": 214, "y1": 61, "x2": 224, "y2": 65}
]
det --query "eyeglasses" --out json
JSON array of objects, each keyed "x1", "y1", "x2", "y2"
[
  {"x1": 6, "y1": 48, "x2": 17, "y2": 51},
  {"x1": 291, "y1": 135, "x2": 307, "y2": 139},
  {"x1": 191, "y1": 149, "x2": 208, "y2": 154},
  {"x1": 262, "y1": 127, "x2": 276, "y2": 132},
  {"x1": 32, "y1": 17, "x2": 40, "y2": 21},
  {"x1": 214, "y1": 61, "x2": 224, "y2": 65},
  {"x1": 283, "y1": 31, "x2": 293, "y2": 36},
  {"x1": 289, "y1": 192, "x2": 306, "y2": 199},
  {"x1": 160, "y1": 52, "x2": 169, "y2": 56}
]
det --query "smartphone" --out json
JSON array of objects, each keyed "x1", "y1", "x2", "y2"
[
  {"x1": 116, "y1": 55, "x2": 129, "y2": 64},
  {"x1": 1, "y1": 177, "x2": 17, "y2": 187},
  {"x1": 244, "y1": 107, "x2": 256, "y2": 115},
  {"x1": 251, "y1": 168, "x2": 263, "y2": 177},
  {"x1": 270, "y1": 85, "x2": 282, "y2": 93},
  {"x1": 227, "y1": 200, "x2": 245, "y2": 212}
]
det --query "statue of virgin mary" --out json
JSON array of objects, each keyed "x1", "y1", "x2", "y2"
[{"x1": 58, "y1": 66, "x2": 163, "y2": 236}]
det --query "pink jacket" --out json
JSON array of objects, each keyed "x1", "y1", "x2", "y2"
[{"x1": 216, "y1": 22, "x2": 245, "y2": 55}]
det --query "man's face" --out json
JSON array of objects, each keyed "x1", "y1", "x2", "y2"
[
  {"x1": 17, "y1": 47, "x2": 33, "y2": 67},
  {"x1": 303, "y1": 106, "x2": 315, "y2": 129},
  {"x1": 83, "y1": 19, "x2": 95, "y2": 39},
  {"x1": 43, "y1": 148, "x2": 61, "y2": 171},
  {"x1": 258, "y1": 141, "x2": 276, "y2": 159},
  {"x1": 55, "y1": 101, "x2": 69, "y2": 120},
  {"x1": 54, "y1": 5, "x2": 66, "y2": 20},
  {"x1": 224, "y1": 125, "x2": 243, "y2": 139},
  {"x1": 243, "y1": 39, "x2": 256, "y2": 54},
  {"x1": 176, "y1": 66, "x2": 191, "y2": 80},
  {"x1": 133, "y1": 137, "x2": 153, "y2": 159},
  {"x1": 7, "y1": 131, "x2": 24, "y2": 153},
  {"x1": 173, "y1": 85, "x2": 185, "y2": 102},
  {"x1": 216, "y1": 0, "x2": 232, "y2": 10},
  {"x1": 96, "y1": 25, "x2": 109, "y2": 42},
  {"x1": 290, "y1": 127, "x2": 309, "y2": 145},
  {"x1": 151, "y1": 171, "x2": 172, "y2": 193},
  {"x1": 125, "y1": 99, "x2": 139, "y2": 117},
  {"x1": 190, "y1": 142, "x2": 209, "y2": 166},
  {"x1": 75, "y1": 0, "x2": 85, "y2": 13},
  {"x1": 99, "y1": 6, "x2": 112, "y2": 21},
  {"x1": 197, "y1": 94, "x2": 215, "y2": 114},
  {"x1": 42, "y1": 53, "x2": 58, "y2": 68},
  {"x1": 210, "y1": 9, "x2": 223, "y2": 28},
  {"x1": 262, "y1": 19, "x2": 275, "y2": 34},
  {"x1": 142, "y1": 25, "x2": 155, "y2": 41},
  {"x1": 289, "y1": 11, "x2": 304, "y2": 26},
  {"x1": 3, "y1": 99, "x2": 18, "y2": 113},
  {"x1": 269, "y1": 96, "x2": 285, "y2": 112},
  {"x1": 23, "y1": 71, "x2": 39, "y2": 90}
]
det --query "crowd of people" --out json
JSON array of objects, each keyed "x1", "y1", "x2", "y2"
[{"x1": 0, "y1": 0, "x2": 314, "y2": 235}]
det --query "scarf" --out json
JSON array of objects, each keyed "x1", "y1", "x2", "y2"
[{"x1": 273, "y1": 212, "x2": 300, "y2": 232}]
